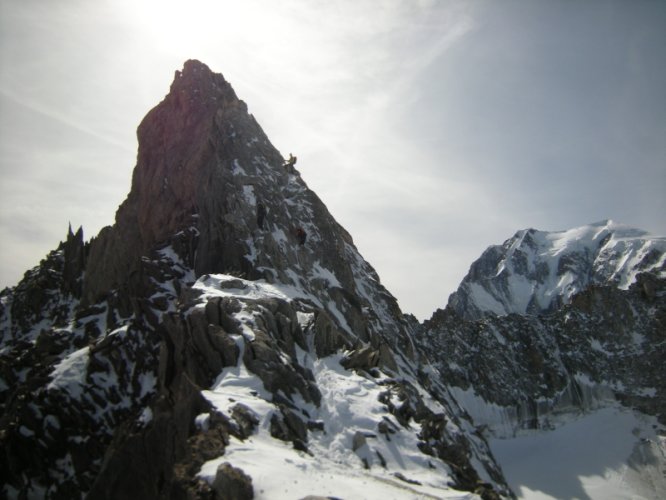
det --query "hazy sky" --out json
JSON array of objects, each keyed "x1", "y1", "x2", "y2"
[{"x1": 1, "y1": 0, "x2": 665, "y2": 319}]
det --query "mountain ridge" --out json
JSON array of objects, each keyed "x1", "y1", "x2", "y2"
[
  {"x1": 0, "y1": 60, "x2": 509, "y2": 499},
  {"x1": 1, "y1": 59, "x2": 664, "y2": 500},
  {"x1": 417, "y1": 221, "x2": 666, "y2": 497}
]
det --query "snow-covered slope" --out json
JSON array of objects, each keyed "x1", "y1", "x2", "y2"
[{"x1": 447, "y1": 220, "x2": 666, "y2": 320}]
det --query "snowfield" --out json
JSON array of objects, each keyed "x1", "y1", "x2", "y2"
[
  {"x1": 189, "y1": 273, "x2": 490, "y2": 498},
  {"x1": 490, "y1": 406, "x2": 666, "y2": 500}
]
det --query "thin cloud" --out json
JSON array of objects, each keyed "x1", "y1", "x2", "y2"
[
  {"x1": 0, "y1": 88, "x2": 133, "y2": 152},
  {"x1": 0, "y1": 0, "x2": 664, "y2": 319}
]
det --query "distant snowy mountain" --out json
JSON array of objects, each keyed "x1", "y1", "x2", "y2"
[
  {"x1": 419, "y1": 222, "x2": 666, "y2": 499},
  {"x1": 447, "y1": 220, "x2": 666, "y2": 320}
]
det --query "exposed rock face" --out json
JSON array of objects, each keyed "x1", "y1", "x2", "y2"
[
  {"x1": 419, "y1": 273, "x2": 666, "y2": 436},
  {"x1": 0, "y1": 60, "x2": 510, "y2": 499},
  {"x1": 84, "y1": 60, "x2": 269, "y2": 304},
  {"x1": 425, "y1": 222, "x2": 666, "y2": 450},
  {"x1": 211, "y1": 463, "x2": 253, "y2": 500},
  {"x1": 0, "y1": 227, "x2": 195, "y2": 497},
  {"x1": 447, "y1": 220, "x2": 666, "y2": 321},
  {"x1": 83, "y1": 60, "x2": 412, "y2": 360}
]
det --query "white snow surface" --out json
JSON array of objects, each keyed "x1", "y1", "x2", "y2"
[
  {"x1": 542, "y1": 220, "x2": 665, "y2": 290},
  {"x1": 199, "y1": 351, "x2": 477, "y2": 500},
  {"x1": 490, "y1": 405, "x2": 666, "y2": 500},
  {"x1": 193, "y1": 274, "x2": 299, "y2": 303},
  {"x1": 192, "y1": 271, "x2": 359, "y2": 337},
  {"x1": 47, "y1": 345, "x2": 90, "y2": 398},
  {"x1": 460, "y1": 220, "x2": 666, "y2": 317}
]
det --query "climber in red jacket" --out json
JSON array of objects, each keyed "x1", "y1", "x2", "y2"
[{"x1": 296, "y1": 227, "x2": 307, "y2": 246}]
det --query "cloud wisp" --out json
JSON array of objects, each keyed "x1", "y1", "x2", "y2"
[{"x1": 1, "y1": 1, "x2": 664, "y2": 319}]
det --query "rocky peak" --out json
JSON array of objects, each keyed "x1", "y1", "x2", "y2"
[
  {"x1": 83, "y1": 60, "x2": 268, "y2": 303},
  {"x1": 170, "y1": 59, "x2": 235, "y2": 98},
  {"x1": 82, "y1": 60, "x2": 413, "y2": 359},
  {"x1": 1, "y1": 61, "x2": 515, "y2": 498},
  {"x1": 131, "y1": 58, "x2": 256, "y2": 239}
]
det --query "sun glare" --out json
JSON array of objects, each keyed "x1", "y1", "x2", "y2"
[{"x1": 125, "y1": 0, "x2": 260, "y2": 55}]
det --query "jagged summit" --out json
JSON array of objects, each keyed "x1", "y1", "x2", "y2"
[
  {"x1": 170, "y1": 59, "x2": 234, "y2": 96},
  {"x1": 83, "y1": 59, "x2": 278, "y2": 303},
  {"x1": 446, "y1": 220, "x2": 666, "y2": 320},
  {"x1": 85, "y1": 58, "x2": 410, "y2": 354},
  {"x1": 0, "y1": 61, "x2": 510, "y2": 499}
]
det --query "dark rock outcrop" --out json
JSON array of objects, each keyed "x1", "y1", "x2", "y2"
[
  {"x1": 211, "y1": 463, "x2": 253, "y2": 500},
  {"x1": 419, "y1": 273, "x2": 666, "y2": 434}
]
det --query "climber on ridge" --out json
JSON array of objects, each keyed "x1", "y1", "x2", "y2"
[
  {"x1": 284, "y1": 153, "x2": 297, "y2": 173},
  {"x1": 257, "y1": 202, "x2": 266, "y2": 230},
  {"x1": 296, "y1": 227, "x2": 307, "y2": 246}
]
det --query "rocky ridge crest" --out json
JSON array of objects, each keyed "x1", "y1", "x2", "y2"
[{"x1": 0, "y1": 61, "x2": 509, "y2": 499}]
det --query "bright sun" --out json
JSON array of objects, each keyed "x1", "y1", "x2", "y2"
[{"x1": 126, "y1": 0, "x2": 264, "y2": 56}]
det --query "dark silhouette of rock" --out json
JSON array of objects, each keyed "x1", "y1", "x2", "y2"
[
  {"x1": 0, "y1": 60, "x2": 511, "y2": 499},
  {"x1": 351, "y1": 431, "x2": 368, "y2": 452}
]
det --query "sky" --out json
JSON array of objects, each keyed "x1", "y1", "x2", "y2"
[{"x1": 1, "y1": 0, "x2": 665, "y2": 320}]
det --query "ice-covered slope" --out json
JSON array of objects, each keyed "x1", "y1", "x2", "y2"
[
  {"x1": 447, "y1": 220, "x2": 666, "y2": 320},
  {"x1": 0, "y1": 61, "x2": 509, "y2": 499},
  {"x1": 171, "y1": 274, "x2": 502, "y2": 499}
]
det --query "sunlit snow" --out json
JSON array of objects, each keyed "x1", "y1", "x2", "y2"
[{"x1": 199, "y1": 352, "x2": 475, "y2": 499}]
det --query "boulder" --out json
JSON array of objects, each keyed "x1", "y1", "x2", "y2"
[
  {"x1": 211, "y1": 462, "x2": 254, "y2": 500},
  {"x1": 351, "y1": 431, "x2": 367, "y2": 451},
  {"x1": 230, "y1": 403, "x2": 259, "y2": 439}
]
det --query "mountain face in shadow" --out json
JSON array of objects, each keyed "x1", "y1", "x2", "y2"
[{"x1": 0, "y1": 60, "x2": 508, "y2": 500}]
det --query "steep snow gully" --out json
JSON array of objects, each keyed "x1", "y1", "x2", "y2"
[{"x1": 1, "y1": 61, "x2": 665, "y2": 499}]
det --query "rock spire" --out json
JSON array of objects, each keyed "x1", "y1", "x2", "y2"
[{"x1": 0, "y1": 61, "x2": 510, "y2": 499}]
